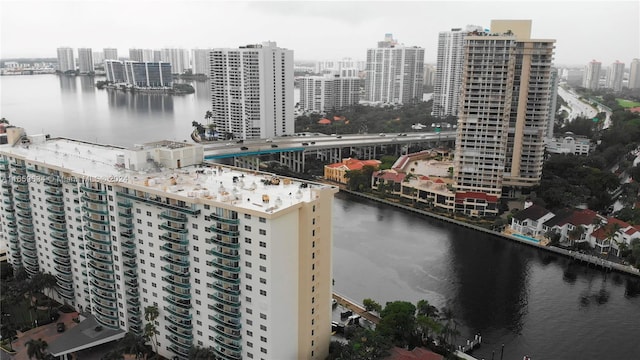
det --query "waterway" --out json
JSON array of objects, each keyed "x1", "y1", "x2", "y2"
[{"x1": 1, "y1": 74, "x2": 639, "y2": 359}]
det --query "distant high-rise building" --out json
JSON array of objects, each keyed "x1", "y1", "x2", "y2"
[
  {"x1": 454, "y1": 20, "x2": 555, "y2": 208},
  {"x1": 104, "y1": 48, "x2": 118, "y2": 60},
  {"x1": 315, "y1": 58, "x2": 359, "y2": 75},
  {"x1": 299, "y1": 75, "x2": 360, "y2": 113},
  {"x1": 210, "y1": 42, "x2": 294, "y2": 140},
  {"x1": 129, "y1": 48, "x2": 154, "y2": 62},
  {"x1": 192, "y1": 48, "x2": 213, "y2": 76},
  {"x1": 606, "y1": 61, "x2": 625, "y2": 91},
  {"x1": 432, "y1": 25, "x2": 484, "y2": 118},
  {"x1": 92, "y1": 51, "x2": 104, "y2": 66},
  {"x1": 630, "y1": 59, "x2": 640, "y2": 89},
  {"x1": 547, "y1": 68, "x2": 560, "y2": 139},
  {"x1": 153, "y1": 50, "x2": 162, "y2": 62},
  {"x1": 124, "y1": 61, "x2": 173, "y2": 88},
  {"x1": 565, "y1": 68, "x2": 584, "y2": 87},
  {"x1": 56, "y1": 47, "x2": 75, "y2": 72},
  {"x1": 583, "y1": 60, "x2": 601, "y2": 89},
  {"x1": 423, "y1": 64, "x2": 436, "y2": 87},
  {"x1": 364, "y1": 34, "x2": 425, "y2": 104},
  {"x1": 105, "y1": 60, "x2": 126, "y2": 83},
  {"x1": 77, "y1": 48, "x2": 95, "y2": 74},
  {"x1": 161, "y1": 48, "x2": 190, "y2": 74}
]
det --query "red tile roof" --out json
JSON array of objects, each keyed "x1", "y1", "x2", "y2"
[
  {"x1": 455, "y1": 192, "x2": 498, "y2": 203},
  {"x1": 434, "y1": 179, "x2": 444, "y2": 184},
  {"x1": 326, "y1": 158, "x2": 381, "y2": 171},
  {"x1": 318, "y1": 118, "x2": 331, "y2": 125},
  {"x1": 374, "y1": 170, "x2": 406, "y2": 182},
  {"x1": 419, "y1": 175, "x2": 430, "y2": 181},
  {"x1": 557, "y1": 209, "x2": 599, "y2": 227},
  {"x1": 606, "y1": 217, "x2": 630, "y2": 229}
]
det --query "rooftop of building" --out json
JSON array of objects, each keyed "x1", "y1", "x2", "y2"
[{"x1": 1, "y1": 135, "x2": 337, "y2": 215}]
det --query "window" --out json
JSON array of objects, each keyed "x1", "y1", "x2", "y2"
[
  {"x1": 259, "y1": 265, "x2": 266, "y2": 272},
  {"x1": 247, "y1": 341, "x2": 253, "y2": 348},
  {"x1": 260, "y1": 313, "x2": 266, "y2": 320},
  {"x1": 247, "y1": 308, "x2": 253, "y2": 314},
  {"x1": 246, "y1": 296, "x2": 252, "y2": 303},
  {"x1": 246, "y1": 319, "x2": 253, "y2": 326},
  {"x1": 245, "y1": 225, "x2": 251, "y2": 231},
  {"x1": 246, "y1": 273, "x2": 252, "y2": 280},
  {"x1": 260, "y1": 289, "x2": 266, "y2": 296},
  {"x1": 260, "y1": 324, "x2": 267, "y2": 331},
  {"x1": 259, "y1": 217, "x2": 266, "y2": 223},
  {"x1": 259, "y1": 278, "x2": 266, "y2": 284},
  {"x1": 312, "y1": 230, "x2": 315, "y2": 236},
  {"x1": 259, "y1": 229, "x2": 266, "y2": 235},
  {"x1": 193, "y1": 235, "x2": 198, "y2": 241},
  {"x1": 259, "y1": 254, "x2": 266, "y2": 260},
  {"x1": 193, "y1": 246, "x2": 199, "y2": 251},
  {"x1": 261, "y1": 348, "x2": 267, "y2": 354},
  {"x1": 259, "y1": 241, "x2": 266, "y2": 248},
  {"x1": 245, "y1": 261, "x2": 252, "y2": 268},
  {"x1": 245, "y1": 237, "x2": 252, "y2": 244},
  {"x1": 246, "y1": 285, "x2": 252, "y2": 291},
  {"x1": 260, "y1": 336, "x2": 267, "y2": 342},
  {"x1": 246, "y1": 330, "x2": 253, "y2": 336},
  {"x1": 192, "y1": 224, "x2": 198, "y2": 229},
  {"x1": 245, "y1": 249, "x2": 252, "y2": 255},
  {"x1": 146, "y1": 211, "x2": 151, "y2": 216},
  {"x1": 244, "y1": 214, "x2": 251, "y2": 219}
]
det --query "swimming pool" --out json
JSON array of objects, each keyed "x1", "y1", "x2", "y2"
[{"x1": 512, "y1": 233, "x2": 540, "y2": 243}]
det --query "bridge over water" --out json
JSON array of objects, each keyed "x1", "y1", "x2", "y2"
[{"x1": 203, "y1": 131, "x2": 457, "y2": 172}]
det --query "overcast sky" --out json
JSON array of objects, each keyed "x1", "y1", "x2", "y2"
[{"x1": 1, "y1": 0, "x2": 638, "y2": 67}]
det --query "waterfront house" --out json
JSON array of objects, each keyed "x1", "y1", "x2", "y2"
[
  {"x1": 510, "y1": 204, "x2": 555, "y2": 237},
  {"x1": 543, "y1": 208, "x2": 603, "y2": 245},
  {"x1": 589, "y1": 217, "x2": 640, "y2": 255}
]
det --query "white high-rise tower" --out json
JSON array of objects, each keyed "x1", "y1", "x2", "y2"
[{"x1": 57, "y1": 47, "x2": 75, "y2": 72}]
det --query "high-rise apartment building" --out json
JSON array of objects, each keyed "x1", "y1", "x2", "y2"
[
  {"x1": 606, "y1": 60, "x2": 625, "y2": 91},
  {"x1": 104, "y1": 48, "x2": 118, "y2": 61},
  {"x1": 77, "y1": 48, "x2": 95, "y2": 74},
  {"x1": 299, "y1": 75, "x2": 360, "y2": 113},
  {"x1": 0, "y1": 129, "x2": 337, "y2": 360},
  {"x1": 161, "y1": 48, "x2": 190, "y2": 75},
  {"x1": 105, "y1": 60, "x2": 126, "y2": 83},
  {"x1": 423, "y1": 64, "x2": 436, "y2": 87},
  {"x1": 192, "y1": 49, "x2": 213, "y2": 76},
  {"x1": 123, "y1": 61, "x2": 173, "y2": 88},
  {"x1": 630, "y1": 59, "x2": 640, "y2": 89},
  {"x1": 454, "y1": 20, "x2": 555, "y2": 204},
  {"x1": 547, "y1": 68, "x2": 560, "y2": 139},
  {"x1": 210, "y1": 42, "x2": 294, "y2": 140},
  {"x1": 57, "y1": 47, "x2": 75, "y2": 72},
  {"x1": 583, "y1": 60, "x2": 601, "y2": 89},
  {"x1": 92, "y1": 51, "x2": 104, "y2": 66},
  {"x1": 129, "y1": 48, "x2": 154, "y2": 62},
  {"x1": 432, "y1": 25, "x2": 484, "y2": 118},
  {"x1": 364, "y1": 34, "x2": 425, "y2": 104}
]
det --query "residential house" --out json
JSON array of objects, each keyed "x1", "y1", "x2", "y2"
[
  {"x1": 324, "y1": 158, "x2": 381, "y2": 185},
  {"x1": 589, "y1": 217, "x2": 640, "y2": 255},
  {"x1": 543, "y1": 208, "x2": 603, "y2": 245},
  {"x1": 510, "y1": 204, "x2": 555, "y2": 237}
]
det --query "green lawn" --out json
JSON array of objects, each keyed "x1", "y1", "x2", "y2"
[{"x1": 616, "y1": 99, "x2": 640, "y2": 108}]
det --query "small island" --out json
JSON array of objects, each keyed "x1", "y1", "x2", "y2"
[{"x1": 96, "y1": 80, "x2": 194, "y2": 94}]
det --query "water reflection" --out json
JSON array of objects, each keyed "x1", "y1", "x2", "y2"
[
  {"x1": 79, "y1": 76, "x2": 95, "y2": 93},
  {"x1": 193, "y1": 80, "x2": 210, "y2": 100},
  {"x1": 58, "y1": 75, "x2": 77, "y2": 91},
  {"x1": 448, "y1": 228, "x2": 530, "y2": 334},
  {"x1": 106, "y1": 89, "x2": 173, "y2": 113}
]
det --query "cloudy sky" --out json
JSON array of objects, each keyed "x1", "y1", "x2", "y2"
[{"x1": 1, "y1": 0, "x2": 638, "y2": 66}]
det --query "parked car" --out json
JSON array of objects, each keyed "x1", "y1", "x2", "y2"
[{"x1": 57, "y1": 322, "x2": 65, "y2": 332}]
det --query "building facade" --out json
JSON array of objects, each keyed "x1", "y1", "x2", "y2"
[
  {"x1": 454, "y1": 20, "x2": 555, "y2": 200},
  {"x1": 123, "y1": 61, "x2": 173, "y2": 88},
  {"x1": 209, "y1": 42, "x2": 294, "y2": 140},
  {"x1": 605, "y1": 60, "x2": 625, "y2": 91},
  {"x1": 629, "y1": 59, "x2": 640, "y2": 89},
  {"x1": 77, "y1": 48, "x2": 95, "y2": 74},
  {"x1": 57, "y1": 47, "x2": 75, "y2": 72},
  {"x1": 192, "y1": 49, "x2": 213, "y2": 76},
  {"x1": 104, "y1": 48, "x2": 118, "y2": 61},
  {"x1": 432, "y1": 25, "x2": 484, "y2": 118},
  {"x1": 299, "y1": 75, "x2": 360, "y2": 113},
  {"x1": 0, "y1": 130, "x2": 338, "y2": 360},
  {"x1": 364, "y1": 34, "x2": 425, "y2": 104},
  {"x1": 161, "y1": 48, "x2": 190, "y2": 75},
  {"x1": 105, "y1": 60, "x2": 126, "y2": 83},
  {"x1": 583, "y1": 60, "x2": 601, "y2": 90},
  {"x1": 129, "y1": 49, "x2": 154, "y2": 62}
]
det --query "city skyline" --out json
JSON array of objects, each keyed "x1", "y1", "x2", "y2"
[{"x1": 1, "y1": 0, "x2": 638, "y2": 66}]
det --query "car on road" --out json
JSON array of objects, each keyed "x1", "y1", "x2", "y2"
[
  {"x1": 57, "y1": 322, "x2": 65, "y2": 332},
  {"x1": 270, "y1": 144, "x2": 278, "y2": 148},
  {"x1": 302, "y1": 142, "x2": 309, "y2": 146},
  {"x1": 240, "y1": 146, "x2": 249, "y2": 150},
  {"x1": 379, "y1": 133, "x2": 386, "y2": 136}
]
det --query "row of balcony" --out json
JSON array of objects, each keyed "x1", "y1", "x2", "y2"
[{"x1": 116, "y1": 191, "x2": 201, "y2": 216}]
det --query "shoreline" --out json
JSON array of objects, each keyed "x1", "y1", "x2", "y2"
[{"x1": 337, "y1": 188, "x2": 640, "y2": 278}]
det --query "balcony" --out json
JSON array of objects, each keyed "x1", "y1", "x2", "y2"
[
  {"x1": 80, "y1": 185, "x2": 106, "y2": 195},
  {"x1": 47, "y1": 205, "x2": 65, "y2": 215},
  {"x1": 211, "y1": 325, "x2": 241, "y2": 342},
  {"x1": 159, "y1": 223, "x2": 188, "y2": 234},
  {"x1": 208, "y1": 271, "x2": 240, "y2": 285},
  {"x1": 209, "y1": 226, "x2": 239, "y2": 237},
  {"x1": 51, "y1": 240, "x2": 68, "y2": 250},
  {"x1": 162, "y1": 275, "x2": 191, "y2": 289},
  {"x1": 45, "y1": 197, "x2": 64, "y2": 206},
  {"x1": 162, "y1": 264, "x2": 190, "y2": 278},
  {"x1": 163, "y1": 296, "x2": 191, "y2": 309},
  {"x1": 48, "y1": 214, "x2": 66, "y2": 224},
  {"x1": 123, "y1": 260, "x2": 137, "y2": 269},
  {"x1": 214, "y1": 346, "x2": 241, "y2": 360},
  {"x1": 213, "y1": 303, "x2": 240, "y2": 319},
  {"x1": 121, "y1": 240, "x2": 135, "y2": 249},
  {"x1": 209, "y1": 213, "x2": 240, "y2": 225},
  {"x1": 83, "y1": 224, "x2": 110, "y2": 236},
  {"x1": 90, "y1": 269, "x2": 115, "y2": 283},
  {"x1": 168, "y1": 344, "x2": 190, "y2": 358},
  {"x1": 206, "y1": 236, "x2": 240, "y2": 249},
  {"x1": 88, "y1": 260, "x2": 113, "y2": 274},
  {"x1": 86, "y1": 251, "x2": 112, "y2": 265},
  {"x1": 160, "y1": 211, "x2": 188, "y2": 223},
  {"x1": 160, "y1": 234, "x2": 188, "y2": 246},
  {"x1": 82, "y1": 205, "x2": 108, "y2": 215},
  {"x1": 127, "y1": 297, "x2": 140, "y2": 307},
  {"x1": 161, "y1": 244, "x2": 189, "y2": 256},
  {"x1": 117, "y1": 200, "x2": 132, "y2": 208},
  {"x1": 164, "y1": 306, "x2": 191, "y2": 321},
  {"x1": 122, "y1": 250, "x2": 136, "y2": 259},
  {"x1": 165, "y1": 325, "x2": 193, "y2": 341},
  {"x1": 83, "y1": 215, "x2": 110, "y2": 225},
  {"x1": 207, "y1": 248, "x2": 239, "y2": 261},
  {"x1": 207, "y1": 259, "x2": 240, "y2": 273},
  {"x1": 126, "y1": 288, "x2": 139, "y2": 298},
  {"x1": 58, "y1": 287, "x2": 75, "y2": 301},
  {"x1": 215, "y1": 336, "x2": 242, "y2": 352},
  {"x1": 161, "y1": 255, "x2": 189, "y2": 268},
  {"x1": 209, "y1": 313, "x2": 241, "y2": 330},
  {"x1": 52, "y1": 248, "x2": 69, "y2": 258},
  {"x1": 45, "y1": 188, "x2": 62, "y2": 197},
  {"x1": 86, "y1": 242, "x2": 113, "y2": 255},
  {"x1": 163, "y1": 286, "x2": 191, "y2": 300},
  {"x1": 93, "y1": 306, "x2": 118, "y2": 321},
  {"x1": 116, "y1": 191, "x2": 201, "y2": 216},
  {"x1": 91, "y1": 288, "x2": 116, "y2": 302},
  {"x1": 90, "y1": 279, "x2": 115, "y2": 293},
  {"x1": 84, "y1": 232, "x2": 111, "y2": 246},
  {"x1": 118, "y1": 211, "x2": 132, "y2": 219},
  {"x1": 208, "y1": 292, "x2": 240, "y2": 308}
]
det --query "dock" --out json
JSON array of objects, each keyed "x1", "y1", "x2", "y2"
[{"x1": 332, "y1": 292, "x2": 380, "y2": 325}]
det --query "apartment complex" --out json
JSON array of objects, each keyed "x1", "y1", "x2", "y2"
[
  {"x1": 77, "y1": 48, "x2": 95, "y2": 74},
  {"x1": 583, "y1": 60, "x2": 602, "y2": 89},
  {"x1": 105, "y1": 60, "x2": 172, "y2": 88},
  {"x1": 56, "y1": 47, "x2": 75, "y2": 72},
  {"x1": 299, "y1": 75, "x2": 360, "y2": 113},
  {"x1": 0, "y1": 128, "x2": 337, "y2": 360},
  {"x1": 629, "y1": 59, "x2": 640, "y2": 89},
  {"x1": 364, "y1": 34, "x2": 425, "y2": 104},
  {"x1": 605, "y1": 60, "x2": 625, "y2": 91},
  {"x1": 432, "y1": 25, "x2": 484, "y2": 118},
  {"x1": 454, "y1": 20, "x2": 555, "y2": 207},
  {"x1": 104, "y1": 48, "x2": 118, "y2": 61},
  {"x1": 192, "y1": 49, "x2": 213, "y2": 76},
  {"x1": 129, "y1": 48, "x2": 155, "y2": 63},
  {"x1": 161, "y1": 48, "x2": 190, "y2": 75},
  {"x1": 209, "y1": 42, "x2": 294, "y2": 140}
]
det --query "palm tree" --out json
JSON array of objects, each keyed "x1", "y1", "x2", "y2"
[
  {"x1": 119, "y1": 332, "x2": 149, "y2": 359},
  {"x1": 605, "y1": 223, "x2": 622, "y2": 257},
  {"x1": 0, "y1": 117, "x2": 9, "y2": 124},
  {"x1": 439, "y1": 307, "x2": 459, "y2": 348},
  {"x1": 144, "y1": 306, "x2": 159, "y2": 359},
  {"x1": 189, "y1": 346, "x2": 217, "y2": 359},
  {"x1": 568, "y1": 226, "x2": 585, "y2": 248},
  {"x1": 25, "y1": 338, "x2": 48, "y2": 360},
  {"x1": 204, "y1": 110, "x2": 213, "y2": 126}
]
